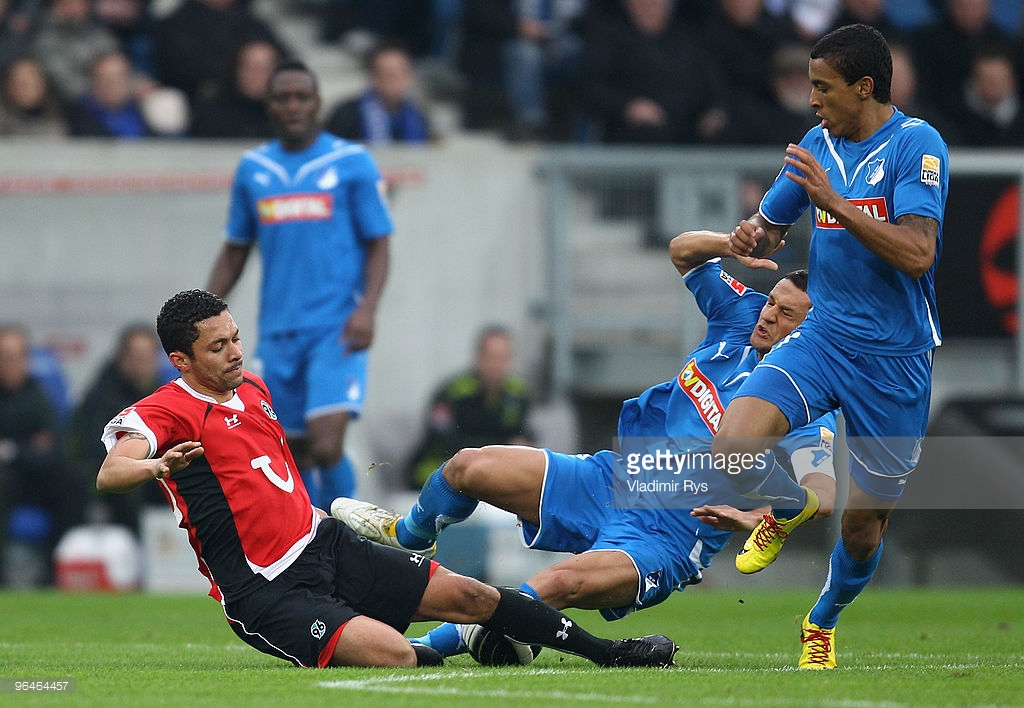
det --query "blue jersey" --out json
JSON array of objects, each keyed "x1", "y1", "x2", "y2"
[
  {"x1": 760, "y1": 108, "x2": 948, "y2": 355},
  {"x1": 226, "y1": 132, "x2": 393, "y2": 336},
  {"x1": 615, "y1": 260, "x2": 837, "y2": 510}
]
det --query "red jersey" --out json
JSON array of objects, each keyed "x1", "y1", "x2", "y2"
[{"x1": 102, "y1": 373, "x2": 319, "y2": 601}]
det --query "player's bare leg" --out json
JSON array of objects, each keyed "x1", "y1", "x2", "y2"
[
  {"x1": 524, "y1": 550, "x2": 641, "y2": 611},
  {"x1": 442, "y1": 445, "x2": 545, "y2": 523},
  {"x1": 329, "y1": 615, "x2": 419, "y2": 667},
  {"x1": 332, "y1": 445, "x2": 546, "y2": 553},
  {"x1": 415, "y1": 566, "x2": 677, "y2": 667}
]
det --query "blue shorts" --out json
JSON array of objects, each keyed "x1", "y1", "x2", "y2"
[
  {"x1": 738, "y1": 324, "x2": 933, "y2": 501},
  {"x1": 256, "y1": 326, "x2": 368, "y2": 436},
  {"x1": 519, "y1": 450, "x2": 730, "y2": 620}
]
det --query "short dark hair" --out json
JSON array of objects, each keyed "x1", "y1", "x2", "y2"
[
  {"x1": 269, "y1": 58, "x2": 318, "y2": 93},
  {"x1": 475, "y1": 324, "x2": 512, "y2": 353},
  {"x1": 156, "y1": 290, "x2": 228, "y2": 358},
  {"x1": 811, "y1": 23, "x2": 892, "y2": 103},
  {"x1": 781, "y1": 269, "x2": 808, "y2": 292}
]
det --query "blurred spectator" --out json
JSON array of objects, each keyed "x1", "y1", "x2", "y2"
[
  {"x1": 501, "y1": 0, "x2": 588, "y2": 141},
  {"x1": 32, "y1": 0, "x2": 119, "y2": 102},
  {"x1": 456, "y1": 0, "x2": 518, "y2": 131},
  {"x1": 189, "y1": 38, "x2": 278, "y2": 138},
  {"x1": 764, "y1": 0, "x2": 840, "y2": 41},
  {"x1": 406, "y1": 325, "x2": 533, "y2": 489},
  {"x1": 153, "y1": 0, "x2": 287, "y2": 107},
  {"x1": 703, "y1": 0, "x2": 800, "y2": 109},
  {"x1": 949, "y1": 45, "x2": 1024, "y2": 146},
  {"x1": 0, "y1": 324, "x2": 83, "y2": 587},
  {"x1": 320, "y1": 0, "x2": 433, "y2": 58},
  {"x1": 716, "y1": 42, "x2": 819, "y2": 145},
  {"x1": 888, "y1": 41, "x2": 959, "y2": 142},
  {"x1": 325, "y1": 39, "x2": 432, "y2": 144},
  {"x1": 93, "y1": 0, "x2": 157, "y2": 78},
  {"x1": 0, "y1": 0, "x2": 43, "y2": 69},
  {"x1": 69, "y1": 323, "x2": 168, "y2": 534},
  {"x1": 576, "y1": 0, "x2": 728, "y2": 144},
  {"x1": 914, "y1": 0, "x2": 1019, "y2": 118},
  {"x1": 0, "y1": 54, "x2": 69, "y2": 135},
  {"x1": 64, "y1": 49, "x2": 166, "y2": 137},
  {"x1": 827, "y1": 0, "x2": 910, "y2": 41}
]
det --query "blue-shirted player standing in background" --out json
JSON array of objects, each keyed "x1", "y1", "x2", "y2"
[
  {"x1": 206, "y1": 60, "x2": 392, "y2": 507},
  {"x1": 331, "y1": 229, "x2": 838, "y2": 661},
  {"x1": 710, "y1": 24, "x2": 949, "y2": 669}
]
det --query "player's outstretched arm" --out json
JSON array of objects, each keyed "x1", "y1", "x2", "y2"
[{"x1": 97, "y1": 436, "x2": 203, "y2": 493}]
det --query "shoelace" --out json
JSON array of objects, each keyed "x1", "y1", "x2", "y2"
[
  {"x1": 751, "y1": 514, "x2": 788, "y2": 550},
  {"x1": 801, "y1": 627, "x2": 833, "y2": 665}
]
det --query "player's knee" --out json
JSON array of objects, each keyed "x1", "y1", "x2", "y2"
[
  {"x1": 841, "y1": 512, "x2": 886, "y2": 560},
  {"x1": 444, "y1": 447, "x2": 488, "y2": 493},
  {"x1": 529, "y1": 568, "x2": 584, "y2": 609}
]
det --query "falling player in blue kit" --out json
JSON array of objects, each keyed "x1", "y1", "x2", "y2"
[
  {"x1": 332, "y1": 229, "x2": 839, "y2": 660},
  {"x1": 711, "y1": 24, "x2": 949, "y2": 668},
  {"x1": 206, "y1": 60, "x2": 391, "y2": 508}
]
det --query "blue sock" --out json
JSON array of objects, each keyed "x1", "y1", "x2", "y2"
[
  {"x1": 319, "y1": 455, "x2": 356, "y2": 502},
  {"x1": 809, "y1": 539, "x2": 883, "y2": 629},
  {"x1": 411, "y1": 623, "x2": 466, "y2": 657},
  {"x1": 396, "y1": 465, "x2": 479, "y2": 549},
  {"x1": 726, "y1": 451, "x2": 807, "y2": 515}
]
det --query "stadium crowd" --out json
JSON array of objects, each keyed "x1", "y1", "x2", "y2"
[{"x1": 0, "y1": 0, "x2": 1022, "y2": 145}]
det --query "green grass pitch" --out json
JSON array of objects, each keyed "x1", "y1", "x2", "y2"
[{"x1": 0, "y1": 587, "x2": 1020, "y2": 707}]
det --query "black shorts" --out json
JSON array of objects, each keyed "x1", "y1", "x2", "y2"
[{"x1": 224, "y1": 517, "x2": 434, "y2": 667}]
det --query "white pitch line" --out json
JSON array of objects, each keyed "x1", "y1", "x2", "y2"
[{"x1": 318, "y1": 669, "x2": 659, "y2": 704}]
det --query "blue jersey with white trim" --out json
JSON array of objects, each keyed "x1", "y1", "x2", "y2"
[
  {"x1": 226, "y1": 132, "x2": 393, "y2": 336},
  {"x1": 616, "y1": 260, "x2": 838, "y2": 510},
  {"x1": 759, "y1": 108, "x2": 948, "y2": 355}
]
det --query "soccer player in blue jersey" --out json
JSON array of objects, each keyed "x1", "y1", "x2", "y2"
[
  {"x1": 710, "y1": 24, "x2": 949, "y2": 669},
  {"x1": 206, "y1": 60, "x2": 392, "y2": 508},
  {"x1": 331, "y1": 229, "x2": 839, "y2": 660}
]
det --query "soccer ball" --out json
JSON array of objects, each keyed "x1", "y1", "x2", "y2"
[{"x1": 463, "y1": 624, "x2": 540, "y2": 666}]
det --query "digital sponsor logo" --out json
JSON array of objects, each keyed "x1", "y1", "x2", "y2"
[
  {"x1": 921, "y1": 154, "x2": 941, "y2": 187},
  {"x1": 718, "y1": 269, "x2": 747, "y2": 295},
  {"x1": 677, "y1": 358, "x2": 725, "y2": 434},
  {"x1": 257, "y1": 193, "x2": 333, "y2": 223},
  {"x1": 815, "y1": 197, "x2": 889, "y2": 228}
]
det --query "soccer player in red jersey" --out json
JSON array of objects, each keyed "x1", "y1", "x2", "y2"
[{"x1": 96, "y1": 289, "x2": 677, "y2": 669}]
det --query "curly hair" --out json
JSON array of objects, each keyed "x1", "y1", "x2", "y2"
[{"x1": 156, "y1": 289, "x2": 228, "y2": 358}]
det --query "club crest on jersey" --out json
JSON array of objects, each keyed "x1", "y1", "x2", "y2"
[
  {"x1": 815, "y1": 197, "x2": 889, "y2": 228},
  {"x1": 677, "y1": 358, "x2": 725, "y2": 434},
  {"x1": 718, "y1": 269, "x2": 747, "y2": 295},
  {"x1": 865, "y1": 158, "x2": 885, "y2": 186},
  {"x1": 317, "y1": 166, "x2": 339, "y2": 190},
  {"x1": 920, "y1": 154, "x2": 941, "y2": 187},
  {"x1": 257, "y1": 193, "x2": 333, "y2": 223},
  {"x1": 261, "y1": 400, "x2": 277, "y2": 420}
]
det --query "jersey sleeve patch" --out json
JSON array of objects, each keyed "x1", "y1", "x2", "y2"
[
  {"x1": 920, "y1": 155, "x2": 941, "y2": 188},
  {"x1": 718, "y1": 269, "x2": 747, "y2": 295}
]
